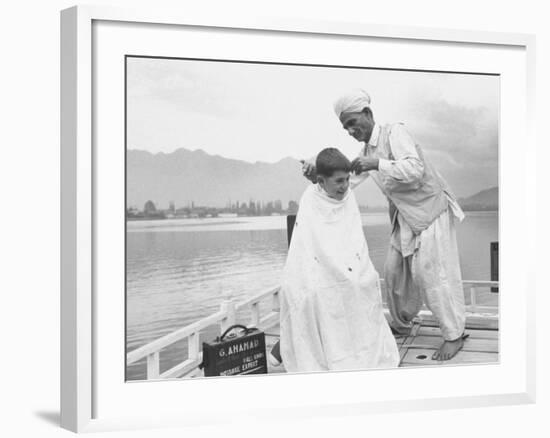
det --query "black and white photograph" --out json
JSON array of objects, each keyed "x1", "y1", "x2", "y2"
[
  {"x1": 125, "y1": 56, "x2": 499, "y2": 381},
  {"x1": 2, "y1": 0, "x2": 547, "y2": 435}
]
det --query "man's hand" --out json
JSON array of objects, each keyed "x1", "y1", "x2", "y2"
[
  {"x1": 350, "y1": 157, "x2": 379, "y2": 174},
  {"x1": 300, "y1": 159, "x2": 318, "y2": 183}
]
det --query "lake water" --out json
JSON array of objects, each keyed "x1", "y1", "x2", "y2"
[{"x1": 126, "y1": 211, "x2": 498, "y2": 380}]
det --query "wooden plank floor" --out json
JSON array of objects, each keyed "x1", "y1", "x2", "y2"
[
  {"x1": 187, "y1": 314, "x2": 498, "y2": 377},
  {"x1": 265, "y1": 314, "x2": 499, "y2": 373},
  {"x1": 398, "y1": 319, "x2": 499, "y2": 367}
]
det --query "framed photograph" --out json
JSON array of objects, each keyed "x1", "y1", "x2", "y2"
[{"x1": 61, "y1": 5, "x2": 536, "y2": 433}]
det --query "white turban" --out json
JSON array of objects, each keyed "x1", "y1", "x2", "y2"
[{"x1": 333, "y1": 89, "x2": 371, "y2": 118}]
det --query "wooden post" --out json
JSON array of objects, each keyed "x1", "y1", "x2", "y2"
[
  {"x1": 469, "y1": 286, "x2": 478, "y2": 313},
  {"x1": 220, "y1": 291, "x2": 236, "y2": 333},
  {"x1": 146, "y1": 352, "x2": 160, "y2": 380},
  {"x1": 272, "y1": 289, "x2": 280, "y2": 312},
  {"x1": 188, "y1": 332, "x2": 200, "y2": 361},
  {"x1": 490, "y1": 241, "x2": 499, "y2": 292},
  {"x1": 287, "y1": 214, "x2": 297, "y2": 247},
  {"x1": 250, "y1": 302, "x2": 260, "y2": 327}
]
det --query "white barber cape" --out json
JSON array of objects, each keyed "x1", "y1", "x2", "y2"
[{"x1": 279, "y1": 184, "x2": 399, "y2": 372}]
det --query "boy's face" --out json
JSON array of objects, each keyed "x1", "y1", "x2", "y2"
[{"x1": 319, "y1": 170, "x2": 350, "y2": 200}]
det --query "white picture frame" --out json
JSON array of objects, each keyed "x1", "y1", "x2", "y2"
[{"x1": 60, "y1": 5, "x2": 536, "y2": 433}]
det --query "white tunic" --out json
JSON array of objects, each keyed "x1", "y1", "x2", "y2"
[
  {"x1": 279, "y1": 184, "x2": 400, "y2": 372},
  {"x1": 350, "y1": 123, "x2": 466, "y2": 340},
  {"x1": 349, "y1": 123, "x2": 465, "y2": 255}
]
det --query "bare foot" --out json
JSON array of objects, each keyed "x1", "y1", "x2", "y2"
[{"x1": 432, "y1": 335, "x2": 466, "y2": 361}]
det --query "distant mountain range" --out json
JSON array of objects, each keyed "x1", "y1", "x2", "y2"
[
  {"x1": 458, "y1": 186, "x2": 498, "y2": 211},
  {"x1": 127, "y1": 148, "x2": 498, "y2": 211},
  {"x1": 127, "y1": 148, "x2": 310, "y2": 209}
]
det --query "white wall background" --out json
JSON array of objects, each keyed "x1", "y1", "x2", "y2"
[{"x1": 0, "y1": 1, "x2": 546, "y2": 437}]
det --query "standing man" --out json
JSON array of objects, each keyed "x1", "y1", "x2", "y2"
[{"x1": 303, "y1": 89, "x2": 467, "y2": 360}]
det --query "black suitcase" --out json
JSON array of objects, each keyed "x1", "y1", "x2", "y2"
[{"x1": 199, "y1": 324, "x2": 267, "y2": 377}]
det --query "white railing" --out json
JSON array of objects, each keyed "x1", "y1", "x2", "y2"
[
  {"x1": 461, "y1": 280, "x2": 499, "y2": 313},
  {"x1": 235, "y1": 286, "x2": 280, "y2": 330},
  {"x1": 126, "y1": 286, "x2": 281, "y2": 380},
  {"x1": 127, "y1": 280, "x2": 497, "y2": 380}
]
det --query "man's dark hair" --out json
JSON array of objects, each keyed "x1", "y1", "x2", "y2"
[{"x1": 316, "y1": 148, "x2": 351, "y2": 177}]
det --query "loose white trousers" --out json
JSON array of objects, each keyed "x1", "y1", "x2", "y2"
[{"x1": 384, "y1": 209, "x2": 466, "y2": 341}]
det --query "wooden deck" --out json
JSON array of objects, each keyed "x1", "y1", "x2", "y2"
[
  {"x1": 149, "y1": 313, "x2": 499, "y2": 378},
  {"x1": 262, "y1": 312, "x2": 498, "y2": 374},
  {"x1": 397, "y1": 316, "x2": 498, "y2": 367}
]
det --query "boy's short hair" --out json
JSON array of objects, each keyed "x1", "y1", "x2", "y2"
[{"x1": 316, "y1": 148, "x2": 351, "y2": 177}]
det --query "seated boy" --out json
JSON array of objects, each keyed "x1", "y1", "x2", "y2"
[{"x1": 273, "y1": 148, "x2": 399, "y2": 372}]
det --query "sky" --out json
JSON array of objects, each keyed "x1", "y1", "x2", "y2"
[{"x1": 126, "y1": 57, "x2": 499, "y2": 199}]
